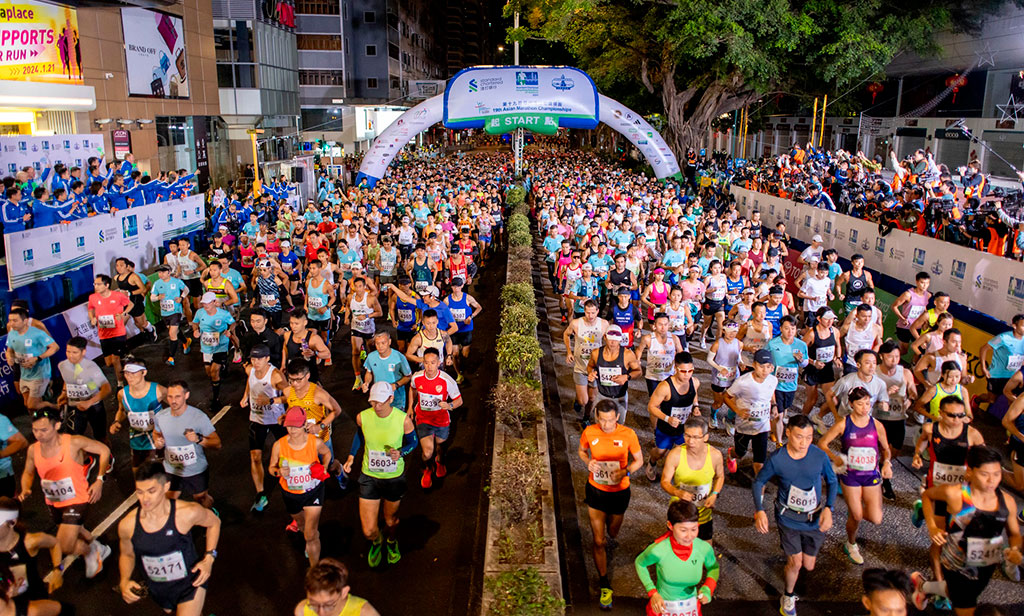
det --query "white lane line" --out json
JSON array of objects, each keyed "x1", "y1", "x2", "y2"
[{"x1": 60, "y1": 405, "x2": 232, "y2": 569}]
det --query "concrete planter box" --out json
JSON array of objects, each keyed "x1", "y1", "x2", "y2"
[{"x1": 480, "y1": 248, "x2": 563, "y2": 615}]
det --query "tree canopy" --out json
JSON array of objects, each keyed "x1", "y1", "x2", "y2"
[{"x1": 508, "y1": 0, "x2": 1020, "y2": 155}]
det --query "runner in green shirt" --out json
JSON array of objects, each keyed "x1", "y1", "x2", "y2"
[{"x1": 634, "y1": 500, "x2": 719, "y2": 616}]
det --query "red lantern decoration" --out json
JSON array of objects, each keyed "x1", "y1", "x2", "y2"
[
  {"x1": 945, "y1": 74, "x2": 968, "y2": 103},
  {"x1": 867, "y1": 82, "x2": 884, "y2": 104}
]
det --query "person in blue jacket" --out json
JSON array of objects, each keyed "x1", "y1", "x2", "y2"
[{"x1": 2, "y1": 187, "x2": 31, "y2": 232}]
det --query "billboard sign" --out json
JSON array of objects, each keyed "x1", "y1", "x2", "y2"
[
  {"x1": 121, "y1": 7, "x2": 188, "y2": 98},
  {"x1": 0, "y1": 0, "x2": 82, "y2": 84}
]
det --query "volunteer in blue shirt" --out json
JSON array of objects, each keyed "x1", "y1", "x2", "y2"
[
  {"x1": 362, "y1": 331, "x2": 413, "y2": 411},
  {"x1": 766, "y1": 316, "x2": 809, "y2": 419},
  {"x1": 151, "y1": 265, "x2": 189, "y2": 366},
  {"x1": 753, "y1": 414, "x2": 838, "y2": 616},
  {"x1": 2, "y1": 187, "x2": 30, "y2": 232},
  {"x1": 191, "y1": 292, "x2": 237, "y2": 410},
  {"x1": 5, "y1": 307, "x2": 59, "y2": 411},
  {"x1": 979, "y1": 313, "x2": 1024, "y2": 408}
]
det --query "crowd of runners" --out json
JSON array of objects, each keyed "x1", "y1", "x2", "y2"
[
  {"x1": 536, "y1": 150, "x2": 1023, "y2": 615},
  {"x1": 0, "y1": 151, "x2": 507, "y2": 615}
]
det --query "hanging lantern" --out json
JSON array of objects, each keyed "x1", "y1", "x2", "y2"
[
  {"x1": 945, "y1": 74, "x2": 968, "y2": 103},
  {"x1": 867, "y1": 82, "x2": 884, "y2": 104}
]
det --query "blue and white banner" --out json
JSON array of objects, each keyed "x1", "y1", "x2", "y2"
[
  {"x1": 4, "y1": 194, "x2": 205, "y2": 289},
  {"x1": 1, "y1": 134, "x2": 106, "y2": 177},
  {"x1": 731, "y1": 186, "x2": 1024, "y2": 324}
]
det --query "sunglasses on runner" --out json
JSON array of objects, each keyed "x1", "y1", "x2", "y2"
[{"x1": 943, "y1": 412, "x2": 968, "y2": 419}]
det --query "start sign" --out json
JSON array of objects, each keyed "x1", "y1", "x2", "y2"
[{"x1": 483, "y1": 113, "x2": 560, "y2": 135}]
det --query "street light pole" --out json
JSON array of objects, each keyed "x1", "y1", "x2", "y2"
[{"x1": 512, "y1": 9, "x2": 523, "y2": 177}]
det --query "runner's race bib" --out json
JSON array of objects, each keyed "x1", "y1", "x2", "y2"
[
  {"x1": 142, "y1": 551, "x2": 188, "y2": 582},
  {"x1": 748, "y1": 399, "x2": 770, "y2": 420},
  {"x1": 127, "y1": 411, "x2": 154, "y2": 432},
  {"x1": 159, "y1": 299, "x2": 175, "y2": 313},
  {"x1": 598, "y1": 367, "x2": 622, "y2": 388},
  {"x1": 367, "y1": 449, "x2": 399, "y2": 474},
  {"x1": 167, "y1": 445, "x2": 198, "y2": 467},
  {"x1": 931, "y1": 462, "x2": 966, "y2": 486},
  {"x1": 669, "y1": 405, "x2": 693, "y2": 421},
  {"x1": 200, "y1": 332, "x2": 220, "y2": 347},
  {"x1": 308, "y1": 296, "x2": 324, "y2": 309},
  {"x1": 661, "y1": 597, "x2": 700, "y2": 616},
  {"x1": 450, "y1": 308, "x2": 467, "y2": 321},
  {"x1": 907, "y1": 305, "x2": 926, "y2": 322},
  {"x1": 261, "y1": 294, "x2": 277, "y2": 308},
  {"x1": 1008, "y1": 354, "x2": 1024, "y2": 372},
  {"x1": 682, "y1": 482, "x2": 711, "y2": 507},
  {"x1": 66, "y1": 383, "x2": 91, "y2": 400},
  {"x1": 40, "y1": 477, "x2": 76, "y2": 503},
  {"x1": 965, "y1": 536, "x2": 1004, "y2": 567},
  {"x1": 816, "y1": 346, "x2": 835, "y2": 362},
  {"x1": 847, "y1": 446, "x2": 877, "y2": 472},
  {"x1": 776, "y1": 366, "x2": 798, "y2": 386},
  {"x1": 285, "y1": 463, "x2": 318, "y2": 492},
  {"x1": 786, "y1": 485, "x2": 817, "y2": 513},
  {"x1": 592, "y1": 460, "x2": 621, "y2": 486},
  {"x1": 98, "y1": 315, "x2": 116, "y2": 329}
]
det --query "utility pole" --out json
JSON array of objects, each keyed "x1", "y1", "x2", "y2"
[{"x1": 513, "y1": 8, "x2": 524, "y2": 177}]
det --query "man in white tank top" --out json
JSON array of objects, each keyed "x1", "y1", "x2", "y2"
[
  {"x1": 633, "y1": 313, "x2": 684, "y2": 428},
  {"x1": 840, "y1": 305, "x2": 882, "y2": 373},
  {"x1": 240, "y1": 345, "x2": 288, "y2": 512},
  {"x1": 563, "y1": 300, "x2": 609, "y2": 423}
]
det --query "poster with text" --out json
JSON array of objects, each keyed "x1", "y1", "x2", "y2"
[
  {"x1": 121, "y1": 7, "x2": 188, "y2": 98},
  {"x1": 0, "y1": 0, "x2": 82, "y2": 84}
]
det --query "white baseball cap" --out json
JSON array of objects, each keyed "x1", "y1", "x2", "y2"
[
  {"x1": 200, "y1": 292, "x2": 218, "y2": 304},
  {"x1": 368, "y1": 381, "x2": 393, "y2": 403}
]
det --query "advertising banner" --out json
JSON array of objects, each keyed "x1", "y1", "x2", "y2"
[
  {"x1": 3, "y1": 194, "x2": 205, "y2": 289},
  {"x1": 0, "y1": 0, "x2": 82, "y2": 84},
  {"x1": 121, "y1": 7, "x2": 188, "y2": 98},
  {"x1": 598, "y1": 94, "x2": 681, "y2": 180},
  {"x1": 355, "y1": 95, "x2": 443, "y2": 187},
  {"x1": 0, "y1": 133, "x2": 104, "y2": 177},
  {"x1": 732, "y1": 187, "x2": 1024, "y2": 325},
  {"x1": 444, "y1": 66, "x2": 599, "y2": 131}
]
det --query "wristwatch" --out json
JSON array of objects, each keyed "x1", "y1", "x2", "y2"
[{"x1": 206, "y1": 549, "x2": 218, "y2": 559}]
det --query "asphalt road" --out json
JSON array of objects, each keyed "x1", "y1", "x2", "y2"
[
  {"x1": 531, "y1": 248, "x2": 1024, "y2": 616},
  {"x1": 8, "y1": 253, "x2": 504, "y2": 615}
]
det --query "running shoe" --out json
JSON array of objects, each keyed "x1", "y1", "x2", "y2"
[
  {"x1": 932, "y1": 596, "x2": 952, "y2": 611},
  {"x1": 456, "y1": 373, "x2": 464, "y2": 384},
  {"x1": 386, "y1": 538, "x2": 401, "y2": 564},
  {"x1": 726, "y1": 448, "x2": 737, "y2": 474},
  {"x1": 434, "y1": 460, "x2": 447, "y2": 478},
  {"x1": 359, "y1": 350, "x2": 367, "y2": 361},
  {"x1": 881, "y1": 480, "x2": 896, "y2": 501},
  {"x1": 599, "y1": 587, "x2": 613, "y2": 611},
  {"x1": 233, "y1": 350, "x2": 243, "y2": 364},
  {"x1": 779, "y1": 593, "x2": 797, "y2": 616},
  {"x1": 810, "y1": 414, "x2": 828, "y2": 435},
  {"x1": 251, "y1": 494, "x2": 269, "y2": 512},
  {"x1": 85, "y1": 541, "x2": 111, "y2": 579},
  {"x1": 909, "y1": 572, "x2": 928, "y2": 611},
  {"x1": 421, "y1": 468, "x2": 432, "y2": 489},
  {"x1": 644, "y1": 461, "x2": 657, "y2": 482},
  {"x1": 368, "y1": 538, "x2": 383, "y2": 568},
  {"x1": 709, "y1": 410, "x2": 719, "y2": 429},
  {"x1": 843, "y1": 542, "x2": 864, "y2": 565},
  {"x1": 166, "y1": 357, "x2": 175, "y2": 366},
  {"x1": 183, "y1": 338, "x2": 192, "y2": 354},
  {"x1": 352, "y1": 376, "x2": 363, "y2": 391},
  {"x1": 911, "y1": 499, "x2": 924, "y2": 528},
  {"x1": 285, "y1": 520, "x2": 301, "y2": 533}
]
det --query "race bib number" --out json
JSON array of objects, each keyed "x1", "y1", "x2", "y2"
[
  {"x1": 450, "y1": 308, "x2": 467, "y2": 321},
  {"x1": 159, "y1": 299, "x2": 175, "y2": 313},
  {"x1": 592, "y1": 460, "x2": 621, "y2": 486},
  {"x1": 669, "y1": 405, "x2": 693, "y2": 421},
  {"x1": 847, "y1": 446, "x2": 877, "y2": 472},
  {"x1": 682, "y1": 482, "x2": 712, "y2": 507},
  {"x1": 415, "y1": 281, "x2": 428, "y2": 292},
  {"x1": 167, "y1": 444, "x2": 198, "y2": 467},
  {"x1": 261, "y1": 294, "x2": 277, "y2": 308},
  {"x1": 127, "y1": 411, "x2": 153, "y2": 432},
  {"x1": 141, "y1": 551, "x2": 188, "y2": 583},
  {"x1": 66, "y1": 383, "x2": 91, "y2": 400},
  {"x1": 419, "y1": 393, "x2": 442, "y2": 411},
  {"x1": 398, "y1": 309, "x2": 414, "y2": 322},
  {"x1": 816, "y1": 346, "x2": 835, "y2": 362},
  {"x1": 200, "y1": 332, "x2": 220, "y2": 347},
  {"x1": 98, "y1": 314, "x2": 116, "y2": 329},
  {"x1": 965, "y1": 536, "x2": 1004, "y2": 567},
  {"x1": 308, "y1": 296, "x2": 324, "y2": 309},
  {"x1": 776, "y1": 366, "x2": 798, "y2": 386},
  {"x1": 931, "y1": 461, "x2": 966, "y2": 486},
  {"x1": 748, "y1": 399, "x2": 771, "y2": 420},
  {"x1": 40, "y1": 477, "x2": 76, "y2": 503},
  {"x1": 598, "y1": 367, "x2": 622, "y2": 387},
  {"x1": 907, "y1": 305, "x2": 926, "y2": 322},
  {"x1": 284, "y1": 463, "x2": 318, "y2": 492},
  {"x1": 786, "y1": 485, "x2": 818, "y2": 513},
  {"x1": 661, "y1": 597, "x2": 699, "y2": 616},
  {"x1": 1008, "y1": 354, "x2": 1024, "y2": 372},
  {"x1": 367, "y1": 449, "x2": 399, "y2": 474},
  {"x1": 709, "y1": 286, "x2": 726, "y2": 301}
]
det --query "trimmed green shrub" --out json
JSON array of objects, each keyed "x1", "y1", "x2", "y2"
[
  {"x1": 501, "y1": 302, "x2": 538, "y2": 337},
  {"x1": 505, "y1": 185, "x2": 526, "y2": 207},
  {"x1": 486, "y1": 567, "x2": 565, "y2": 616},
  {"x1": 508, "y1": 213, "x2": 530, "y2": 235},
  {"x1": 501, "y1": 282, "x2": 534, "y2": 308},
  {"x1": 509, "y1": 229, "x2": 532, "y2": 247},
  {"x1": 496, "y1": 333, "x2": 542, "y2": 378}
]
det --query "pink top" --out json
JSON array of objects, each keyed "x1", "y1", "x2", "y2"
[{"x1": 898, "y1": 289, "x2": 930, "y2": 329}]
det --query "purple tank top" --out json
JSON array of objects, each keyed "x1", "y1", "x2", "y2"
[
  {"x1": 841, "y1": 416, "x2": 880, "y2": 476},
  {"x1": 899, "y1": 289, "x2": 929, "y2": 329}
]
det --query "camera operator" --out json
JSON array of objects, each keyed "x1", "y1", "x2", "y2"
[
  {"x1": 959, "y1": 160, "x2": 989, "y2": 207},
  {"x1": 963, "y1": 209, "x2": 1009, "y2": 256},
  {"x1": 804, "y1": 183, "x2": 836, "y2": 211}
]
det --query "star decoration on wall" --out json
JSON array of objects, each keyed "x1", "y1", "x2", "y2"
[
  {"x1": 975, "y1": 42, "x2": 997, "y2": 69},
  {"x1": 997, "y1": 95, "x2": 1024, "y2": 122}
]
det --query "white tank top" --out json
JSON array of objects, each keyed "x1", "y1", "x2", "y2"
[
  {"x1": 573, "y1": 318, "x2": 606, "y2": 374},
  {"x1": 176, "y1": 250, "x2": 199, "y2": 279},
  {"x1": 929, "y1": 351, "x2": 964, "y2": 384},
  {"x1": 645, "y1": 334, "x2": 676, "y2": 381},
  {"x1": 845, "y1": 323, "x2": 876, "y2": 366},
  {"x1": 742, "y1": 320, "x2": 770, "y2": 364},
  {"x1": 711, "y1": 338, "x2": 742, "y2": 387},
  {"x1": 350, "y1": 292, "x2": 375, "y2": 334},
  {"x1": 418, "y1": 328, "x2": 445, "y2": 362},
  {"x1": 665, "y1": 304, "x2": 689, "y2": 338},
  {"x1": 248, "y1": 367, "x2": 285, "y2": 425}
]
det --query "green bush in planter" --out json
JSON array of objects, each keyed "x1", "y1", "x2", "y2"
[
  {"x1": 500, "y1": 302, "x2": 539, "y2": 338},
  {"x1": 501, "y1": 283, "x2": 534, "y2": 308},
  {"x1": 508, "y1": 213, "x2": 530, "y2": 235},
  {"x1": 505, "y1": 185, "x2": 526, "y2": 207},
  {"x1": 496, "y1": 333, "x2": 542, "y2": 378},
  {"x1": 486, "y1": 567, "x2": 565, "y2": 616},
  {"x1": 509, "y1": 230, "x2": 532, "y2": 247}
]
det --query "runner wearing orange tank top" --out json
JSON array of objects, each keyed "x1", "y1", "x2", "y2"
[
  {"x1": 19, "y1": 410, "x2": 112, "y2": 578},
  {"x1": 282, "y1": 360, "x2": 345, "y2": 486}
]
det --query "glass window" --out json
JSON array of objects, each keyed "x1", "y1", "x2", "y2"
[
  {"x1": 235, "y1": 64, "x2": 256, "y2": 88},
  {"x1": 235, "y1": 21, "x2": 254, "y2": 63},
  {"x1": 388, "y1": 43, "x2": 399, "y2": 60},
  {"x1": 299, "y1": 70, "x2": 344, "y2": 86},
  {"x1": 302, "y1": 108, "x2": 343, "y2": 131},
  {"x1": 365, "y1": 45, "x2": 376, "y2": 56},
  {"x1": 364, "y1": 11, "x2": 375, "y2": 23},
  {"x1": 367, "y1": 78, "x2": 378, "y2": 89},
  {"x1": 216, "y1": 63, "x2": 234, "y2": 87},
  {"x1": 214, "y1": 27, "x2": 233, "y2": 62},
  {"x1": 298, "y1": 34, "x2": 342, "y2": 51}
]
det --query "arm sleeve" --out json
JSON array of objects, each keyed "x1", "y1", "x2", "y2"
[
  {"x1": 634, "y1": 543, "x2": 659, "y2": 595},
  {"x1": 751, "y1": 454, "x2": 775, "y2": 511},
  {"x1": 348, "y1": 428, "x2": 364, "y2": 457},
  {"x1": 399, "y1": 429, "x2": 419, "y2": 457},
  {"x1": 997, "y1": 208, "x2": 1023, "y2": 227}
]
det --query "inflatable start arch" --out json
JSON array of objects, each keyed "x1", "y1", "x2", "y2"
[{"x1": 355, "y1": 66, "x2": 682, "y2": 187}]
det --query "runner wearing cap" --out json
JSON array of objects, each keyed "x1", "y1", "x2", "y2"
[
  {"x1": 586, "y1": 325, "x2": 641, "y2": 424},
  {"x1": 564, "y1": 300, "x2": 610, "y2": 423},
  {"x1": 190, "y1": 292, "x2": 237, "y2": 410},
  {"x1": 579, "y1": 399, "x2": 643, "y2": 610},
  {"x1": 151, "y1": 265, "x2": 189, "y2": 366},
  {"x1": 270, "y1": 407, "x2": 332, "y2": 566},
  {"x1": 640, "y1": 267, "x2": 670, "y2": 325},
  {"x1": 724, "y1": 349, "x2": 778, "y2": 475},
  {"x1": 252, "y1": 259, "x2": 288, "y2": 328},
  {"x1": 20, "y1": 408, "x2": 112, "y2": 579},
  {"x1": 444, "y1": 277, "x2": 482, "y2": 383},
  {"x1": 644, "y1": 352, "x2": 700, "y2": 480},
  {"x1": 446, "y1": 246, "x2": 472, "y2": 290},
  {"x1": 568, "y1": 263, "x2": 602, "y2": 319},
  {"x1": 87, "y1": 274, "x2": 132, "y2": 388},
  {"x1": 753, "y1": 414, "x2": 838, "y2": 616},
  {"x1": 343, "y1": 382, "x2": 418, "y2": 567},
  {"x1": 111, "y1": 357, "x2": 165, "y2": 472},
  {"x1": 241, "y1": 344, "x2": 288, "y2": 512},
  {"x1": 152, "y1": 381, "x2": 221, "y2": 510},
  {"x1": 410, "y1": 348, "x2": 462, "y2": 489},
  {"x1": 277, "y1": 240, "x2": 302, "y2": 300},
  {"x1": 391, "y1": 283, "x2": 458, "y2": 336},
  {"x1": 604, "y1": 287, "x2": 641, "y2": 348}
]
